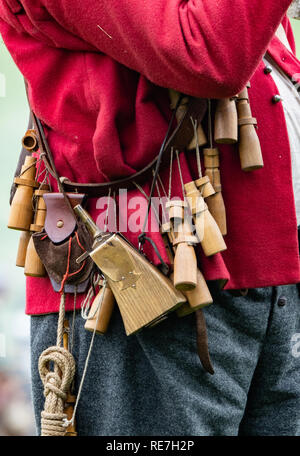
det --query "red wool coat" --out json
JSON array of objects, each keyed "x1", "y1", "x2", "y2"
[{"x1": 0, "y1": 0, "x2": 299, "y2": 315}]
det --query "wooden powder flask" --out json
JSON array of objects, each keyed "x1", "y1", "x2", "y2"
[
  {"x1": 202, "y1": 148, "x2": 227, "y2": 235},
  {"x1": 62, "y1": 320, "x2": 77, "y2": 437},
  {"x1": 176, "y1": 269, "x2": 213, "y2": 317},
  {"x1": 184, "y1": 180, "x2": 227, "y2": 257},
  {"x1": 24, "y1": 185, "x2": 49, "y2": 277},
  {"x1": 162, "y1": 220, "x2": 213, "y2": 316},
  {"x1": 84, "y1": 280, "x2": 116, "y2": 335},
  {"x1": 22, "y1": 129, "x2": 39, "y2": 152},
  {"x1": 8, "y1": 155, "x2": 38, "y2": 231},
  {"x1": 74, "y1": 205, "x2": 186, "y2": 336},
  {"x1": 236, "y1": 84, "x2": 264, "y2": 171},
  {"x1": 16, "y1": 231, "x2": 31, "y2": 268},
  {"x1": 166, "y1": 200, "x2": 198, "y2": 291},
  {"x1": 214, "y1": 98, "x2": 238, "y2": 144}
]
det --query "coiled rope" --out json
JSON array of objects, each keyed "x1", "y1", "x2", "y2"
[{"x1": 38, "y1": 293, "x2": 76, "y2": 436}]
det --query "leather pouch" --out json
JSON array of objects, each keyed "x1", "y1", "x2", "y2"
[{"x1": 32, "y1": 193, "x2": 94, "y2": 292}]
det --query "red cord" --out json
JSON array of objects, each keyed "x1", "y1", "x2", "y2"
[{"x1": 59, "y1": 231, "x2": 88, "y2": 294}]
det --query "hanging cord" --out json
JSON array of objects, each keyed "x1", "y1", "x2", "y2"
[
  {"x1": 190, "y1": 117, "x2": 202, "y2": 179},
  {"x1": 103, "y1": 188, "x2": 112, "y2": 233},
  {"x1": 175, "y1": 150, "x2": 186, "y2": 199},
  {"x1": 81, "y1": 191, "x2": 111, "y2": 320},
  {"x1": 207, "y1": 99, "x2": 215, "y2": 188},
  {"x1": 62, "y1": 279, "x2": 107, "y2": 430},
  {"x1": 208, "y1": 99, "x2": 213, "y2": 149},
  {"x1": 31, "y1": 109, "x2": 76, "y2": 221},
  {"x1": 58, "y1": 233, "x2": 87, "y2": 294},
  {"x1": 70, "y1": 287, "x2": 77, "y2": 356},
  {"x1": 133, "y1": 181, "x2": 169, "y2": 275},
  {"x1": 156, "y1": 172, "x2": 173, "y2": 224},
  {"x1": 10, "y1": 111, "x2": 34, "y2": 204},
  {"x1": 113, "y1": 190, "x2": 118, "y2": 232},
  {"x1": 81, "y1": 273, "x2": 101, "y2": 320},
  {"x1": 134, "y1": 181, "x2": 160, "y2": 227},
  {"x1": 154, "y1": 178, "x2": 168, "y2": 225},
  {"x1": 38, "y1": 293, "x2": 76, "y2": 436},
  {"x1": 34, "y1": 115, "x2": 64, "y2": 193},
  {"x1": 168, "y1": 147, "x2": 174, "y2": 201},
  {"x1": 138, "y1": 94, "x2": 183, "y2": 251},
  {"x1": 157, "y1": 173, "x2": 168, "y2": 200}
]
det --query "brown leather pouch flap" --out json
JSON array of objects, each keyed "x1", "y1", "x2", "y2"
[{"x1": 43, "y1": 193, "x2": 85, "y2": 243}]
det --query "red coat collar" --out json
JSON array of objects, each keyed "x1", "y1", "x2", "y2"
[{"x1": 267, "y1": 34, "x2": 300, "y2": 84}]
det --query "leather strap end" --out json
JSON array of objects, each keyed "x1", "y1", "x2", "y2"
[{"x1": 195, "y1": 309, "x2": 215, "y2": 375}]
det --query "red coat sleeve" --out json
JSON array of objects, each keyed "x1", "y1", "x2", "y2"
[{"x1": 0, "y1": 0, "x2": 292, "y2": 97}]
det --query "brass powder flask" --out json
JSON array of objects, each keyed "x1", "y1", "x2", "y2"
[{"x1": 74, "y1": 205, "x2": 186, "y2": 336}]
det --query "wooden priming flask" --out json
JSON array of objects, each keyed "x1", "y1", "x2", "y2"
[
  {"x1": 203, "y1": 148, "x2": 227, "y2": 235},
  {"x1": 24, "y1": 186, "x2": 49, "y2": 277},
  {"x1": 214, "y1": 98, "x2": 238, "y2": 144},
  {"x1": 201, "y1": 99, "x2": 227, "y2": 235},
  {"x1": 85, "y1": 279, "x2": 116, "y2": 335},
  {"x1": 236, "y1": 83, "x2": 264, "y2": 171},
  {"x1": 166, "y1": 200, "x2": 198, "y2": 291},
  {"x1": 156, "y1": 177, "x2": 213, "y2": 316},
  {"x1": 184, "y1": 180, "x2": 226, "y2": 257},
  {"x1": 8, "y1": 155, "x2": 38, "y2": 231}
]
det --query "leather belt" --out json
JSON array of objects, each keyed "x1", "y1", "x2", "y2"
[{"x1": 57, "y1": 97, "x2": 207, "y2": 197}]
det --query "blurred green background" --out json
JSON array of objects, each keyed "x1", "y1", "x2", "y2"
[{"x1": 0, "y1": 19, "x2": 299, "y2": 436}]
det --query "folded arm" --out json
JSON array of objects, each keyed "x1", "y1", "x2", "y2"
[{"x1": 0, "y1": 0, "x2": 292, "y2": 97}]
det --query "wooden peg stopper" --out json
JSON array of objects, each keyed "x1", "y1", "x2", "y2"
[
  {"x1": 24, "y1": 235, "x2": 46, "y2": 277},
  {"x1": 187, "y1": 123, "x2": 207, "y2": 149},
  {"x1": 16, "y1": 231, "x2": 31, "y2": 268},
  {"x1": 214, "y1": 98, "x2": 238, "y2": 144},
  {"x1": 195, "y1": 175, "x2": 215, "y2": 199},
  {"x1": 237, "y1": 87, "x2": 264, "y2": 172},
  {"x1": 8, "y1": 156, "x2": 37, "y2": 231},
  {"x1": 184, "y1": 181, "x2": 227, "y2": 257},
  {"x1": 176, "y1": 269, "x2": 213, "y2": 317},
  {"x1": 167, "y1": 202, "x2": 185, "y2": 221},
  {"x1": 85, "y1": 285, "x2": 116, "y2": 335}
]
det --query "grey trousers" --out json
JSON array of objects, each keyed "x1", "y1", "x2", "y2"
[{"x1": 30, "y1": 282, "x2": 300, "y2": 436}]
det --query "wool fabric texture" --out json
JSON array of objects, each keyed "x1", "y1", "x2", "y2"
[{"x1": 0, "y1": 1, "x2": 299, "y2": 315}]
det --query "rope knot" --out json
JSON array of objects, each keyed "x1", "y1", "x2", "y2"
[
  {"x1": 44, "y1": 371, "x2": 67, "y2": 401},
  {"x1": 38, "y1": 345, "x2": 76, "y2": 436}
]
